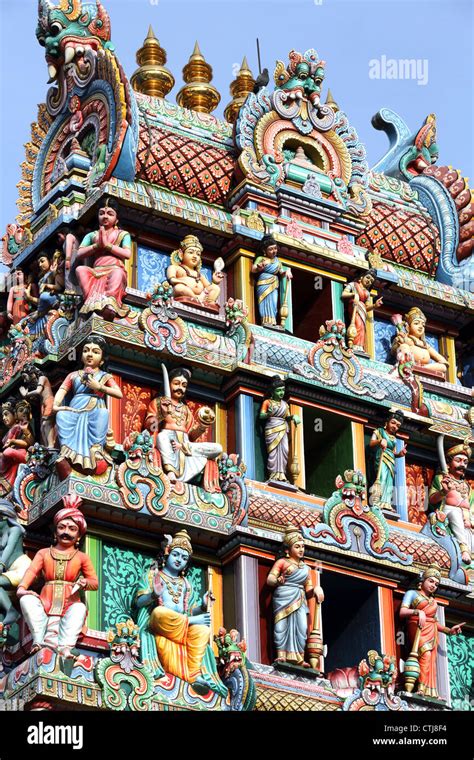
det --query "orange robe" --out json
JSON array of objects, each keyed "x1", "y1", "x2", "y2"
[
  {"x1": 20, "y1": 547, "x2": 98, "y2": 616},
  {"x1": 406, "y1": 594, "x2": 439, "y2": 698}
]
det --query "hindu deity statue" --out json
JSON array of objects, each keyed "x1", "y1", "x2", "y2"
[
  {"x1": 166, "y1": 235, "x2": 224, "y2": 310},
  {"x1": 6, "y1": 270, "x2": 37, "y2": 326},
  {"x1": 20, "y1": 362, "x2": 57, "y2": 449},
  {"x1": 17, "y1": 502, "x2": 98, "y2": 659},
  {"x1": 53, "y1": 335, "x2": 122, "y2": 476},
  {"x1": 75, "y1": 198, "x2": 131, "y2": 321},
  {"x1": 391, "y1": 307, "x2": 448, "y2": 379},
  {"x1": 22, "y1": 251, "x2": 65, "y2": 339},
  {"x1": 0, "y1": 499, "x2": 31, "y2": 627},
  {"x1": 0, "y1": 399, "x2": 34, "y2": 497},
  {"x1": 429, "y1": 441, "x2": 473, "y2": 565},
  {"x1": 267, "y1": 525, "x2": 324, "y2": 668},
  {"x1": 135, "y1": 530, "x2": 214, "y2": 685},
  {"x1": 341, "y1": 269, "x2": 383, "y2": 351},
  {"x1": 251, "y1": 235, "x2": 292, "y2": 328},
  {"x1": 369, "y1": 410, "x2": 407, "y2": 510},
  {"x1": 144, "y1": 365, "x2": 222, "y2": 491},
  {"x1": 400, "y1": 566, "x2": 464, "y2": 698},
  {"x1": 259, "y1": 376, "x2": 300, "y2": 484}
]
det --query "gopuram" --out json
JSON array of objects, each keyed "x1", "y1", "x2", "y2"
[{"x1": 0, "y1": 0, "x2": 472, "y2": 714}]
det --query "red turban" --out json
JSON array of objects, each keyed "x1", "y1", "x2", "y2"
[{"x1": 54, "y1": 508, "x2": 87, "y2": 537}]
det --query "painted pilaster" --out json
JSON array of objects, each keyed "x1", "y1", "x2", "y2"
[
  {"x1": 234, "y1": 555, "x2": 261, "y2": 663},
  {"x1": 394, "y1": 438, "x2": 408, "y2": 521},
  {"x1": 84, "y1": 535, "x2": 102, "y2": 630},
  {"x1": 331, "y1": 280, "x2": 345, "y2": 322},
  {"x1": 289, "y1": 402, "x2": 305, "y2": 489},
  {"x1": 235, "y1": 393, "x2": 256, "y2": 479},
  {"x1": 351, "y1": 420, "x2": 366, "y2": 477},
  {"x1": 214, "y1": 402, "x2": 227, "y2": 451},
  {"x1": 440, "y1": 336, "x2": 457, "y2": 384},
  {"x1": 378, "y1": 586, "x2": 396, "y2": 657},
  {"x1": 233, "y1": 252, "x2": 255, "y2": 323},
  {"x1": 436, "y1": 605, "x2": 452, "y2": 705}
]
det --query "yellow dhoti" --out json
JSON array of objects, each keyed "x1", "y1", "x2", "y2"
[
  {"x1": 150, "y1": 606, "x2": 209, "y2": 683},
  {"x1": 1, "y1": 554, "x2": 31, "y2": 587}
]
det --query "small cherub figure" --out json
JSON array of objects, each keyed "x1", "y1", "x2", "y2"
[{"x1": 167, "y1": 235, "x2": 224, "y2": 308}]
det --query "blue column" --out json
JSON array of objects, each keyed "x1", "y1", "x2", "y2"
[
  {"x1": 235, "y1": 393, "x2": 256, "y2": 480},
  {"x1": 394, "y1": 439, "x2": 408, "y2": 521},
  {"x1": 234, "y1": 555, "x2": 261, "y2": 663}
]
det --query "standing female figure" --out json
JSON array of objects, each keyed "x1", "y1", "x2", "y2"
[
  {"x1": 53, "y1": 335, "x2": 122, "y2": 475},
  {"x1": 259, "y1": 376, "x2": 300, "y2": 483},
  {"x1": 369, "y1": 410, "x2": 407, "y2": 509},
  {"x1": 267, "y1": 525, "x2": 324, "y2": 667},
  {"x1": 252, "y1": 236, "x2": 292, "y2": 327},
  {"x1": 400, "y1": 566, "x2": 464, "y2": 698}
]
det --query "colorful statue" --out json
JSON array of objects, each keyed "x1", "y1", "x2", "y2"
[
  {"x1": 369, "y1": 410, "x2": 407, "y2": 510},
  {"x1": 17, "y1": 501, "x2": 98, "y2": 658},
  {"x1": 23, "y1": 251, "x2": 65, "y2": 339},
  {"x1": 0, "y1": 399, "x2": 34, "y2": 497},
  {"x1": 75, "y1": 198, "x2": 131, "y2": 321},
  {"x1": 252, "y1": 236, "x2": 292, "y2": 328},
  {"x1": 20, "y1": 363, "x2": 57, "y2": 449},
  {"x1": 341, "y1": 269, "x2": 383, "y2": 351},
  {"x1": 53, "y1": 335, "x2": 122, "y2": 476},
  {"x1": 6, "y1": 271, "x2": 36, "y2": 326},
  {"x1": 144, "y1": 365, "x2": 222, "y2": 491},
  {"x1": 56, "y1": 227, "x2": 80, "y2": 292},
  {"x1": 166, "y1": 234, "x2": 224, "y2": 309},
  {"x1": 400, "y1": 566, "x2": 464, "y2": 698},
  {"x1": 267, "y1": 525, "x2": 324, "y2": 668},
  {"x1": 259, "y1": 376, "x2": 300, "y2": 484},
  {"x1": 391, "y1": 308, "x2": 448, "y2": 378},
  {"x1": 135, "y1": 530, "x2": 214, "y2": 684},
  {"x1": 429, "y1": 441, "x2": 473, "y2": 565},
  {"x1": 0, "y1": 500, "x2": 31, "y2": 626}
]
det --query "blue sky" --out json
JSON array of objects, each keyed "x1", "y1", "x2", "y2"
[{"x1": 1, "y1": 0, "x2": 472, "y2": 230}]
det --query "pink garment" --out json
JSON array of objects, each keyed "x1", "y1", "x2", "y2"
[{"x1": 76, "y1": 255, "x2": 129, "y2": 318}]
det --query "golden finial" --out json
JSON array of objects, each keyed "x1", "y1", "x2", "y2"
[
  {"x1": 224, "y1": 56, "x2": 255, "y2": 124},
  {"x1": 130, "y1": 25, "x2": 175, "y2": 98},
  {"x1": 176, "y1": 41, "x2": 220, "y2": 113},
  {"x1": 325, "y1": 88, "x2": 339, "y2": 112}
]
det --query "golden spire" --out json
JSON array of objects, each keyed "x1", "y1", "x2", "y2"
[
  {"x1": 176, "y1": 41, "x2": 220, "y2": 113},
  {"x1": 224, "y1": 56, "x2": 255, "y2": 124},
  {"x1": 130, "y1": 25, "x2": 175, "y2": 98},
  {"x1": 325, "y1": 88, "x2": 339, "y2": 112}
]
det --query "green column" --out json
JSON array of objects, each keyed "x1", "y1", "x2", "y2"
[
  {"x1": 85, "y1": 534, "x2": 102, "y2": 631},
  {"x1": 331, "y1": 281, "x2": 345, "y2": 321}
]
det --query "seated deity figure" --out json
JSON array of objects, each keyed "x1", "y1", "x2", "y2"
[
  {"x1": 135, "y1": 530, "x2": 214, "y2": 685},
  {"x1": 17, "y1": 504, "x2": 98, "y2": 659},
  {"x1": 0, "y1": 499, "x2": 31, "y2": 626},
  {"x1": 145, "y1": 365, "x2": 222, "y2": 492},
  {"x1": 75, "y1": 198, "x2": 131, "y2": 321},
  {"x1": 166, "y1": 235, "x2": 224, "y2": 309},
  {"x1": 53, "y1": 335, "x2": 122, "y2": 477},
  {"x1": 391, "y1": 307, "x2": 448, "y2": 379},
  {"x1": 429, "y1": 442, "x2": 473, "y2": 565}
]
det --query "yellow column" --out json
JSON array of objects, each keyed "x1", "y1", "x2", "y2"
[
  {"x1": 125, "y1": 239, "x2": 137, "y2": 289},
  {"x1": 215, "y1": 402, "x2": 227, "y2": 451},
  {"x1": 209, "y1": 565, "x2": 224, "y2": 654},
  {"x1": 289, "y1": 402, "x2": 305, "y2": 490},
  {"x1": 439, "y1": 336, "x2": 457, "y2": 384},
  {"x1": 351, "y1": 420, "x2": 366, "y2": 477},
  {"x1": 233, "y1": 252, "x2": 255, "y2": 323},
  {"x1": 365, "y1": 295, "x2": 376, "y2": 358}
]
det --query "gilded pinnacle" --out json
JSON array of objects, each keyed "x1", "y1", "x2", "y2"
[
  {"x1": 224, "y1": 56, "x2": 255, "y2": 124},
  {"x1": 176, "y1": 41, "x2": 220, "y2": 114},
  {"x1": 130, "y1": 26, "x2": 175, "y2": 99}
]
